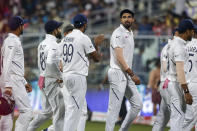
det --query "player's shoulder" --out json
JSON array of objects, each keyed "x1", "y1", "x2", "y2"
[{"x1": 112, "y1": 26, "x2": 123, "y2": 35}]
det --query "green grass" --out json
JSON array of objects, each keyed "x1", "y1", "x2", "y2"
[{"x1": 17, "y1": 120, "x2": 169, "y2": 131}]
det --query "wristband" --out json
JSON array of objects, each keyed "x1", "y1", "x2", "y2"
[
  {"x1": 181, "y1": 84, "x2": 189, "y2": 94},
  {"x1": 125, "y1": 68, "x2": 134, "y2": 77}
]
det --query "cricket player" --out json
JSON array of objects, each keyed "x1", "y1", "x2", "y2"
[
  {"x1": 166, "y1": 19, "x2": 194, "y2": 131},
  {"x1": 152, "y1": 28, "x2": 179, "y2": 131},
  {"x1": 27, "y1": 20, "x2": 65, "y2": 131},
  {"x1": 60, "y1": 14, "x2": 104, "y2": 131},
  {"x1": 105, "y1": 9, "x2": 143, "y2": 131},
  {"x1": 183, "y1": 26, "x2": 197, "y2": 131},
  {"x1": 0, "y1": 16, "x2": 33, "y2": 131}
]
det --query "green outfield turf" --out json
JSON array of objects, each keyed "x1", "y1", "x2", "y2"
[{"x1": 30, "y1": 120, "x2": 170, "y2": 131}]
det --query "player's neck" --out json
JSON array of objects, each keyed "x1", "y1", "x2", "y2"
[
  {"x1": 178, "y1": 34, "x2": 187, "y2": 41},
  {"x1": 10, "y1": 31, "x2": 20, "y2": 37}
]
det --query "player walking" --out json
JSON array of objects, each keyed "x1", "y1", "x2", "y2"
[
  {"x1": 60, "y1": 14, "x2": 104, "y2": 131},
  {"x1": 0, "y1": 16, "x2": 33, "y2": 131},
  {"x1": 105, "y1": 9, "x2": 143, "y2": 131},
  {"x1": 183, "y1": 25, "x2": 197, "y2": 131},
  {"x1": 166, "y1": 19, "x2": 193, "y2": 131},
  {"x1": 152, "y1": 29, "x2": 179, "y2": 131},
  {"x1": 27, "y1": 20, "x2": 65, "y2": 131}
]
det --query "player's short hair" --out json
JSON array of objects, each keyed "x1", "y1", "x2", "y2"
[{"x1": 120, "y1": 9, "x2": 134, "y2": 18}]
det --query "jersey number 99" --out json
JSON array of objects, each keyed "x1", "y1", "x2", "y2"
[{"x1": 63, "y1": 44, "x2": 74, "y2": 63}]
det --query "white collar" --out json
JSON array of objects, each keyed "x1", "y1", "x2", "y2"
[
  {"x1": 8, "y1": 33, "x2": 20, "y2": 41},
  {"x1": 175, "y1": 36, "x2": 187, "y2": 45},
  {"x1": 120, "y1": 24, "x2": 132, "y2": 33},
  {"x1": 45, "y1": 34, "x2": 57, "y2": 41}
]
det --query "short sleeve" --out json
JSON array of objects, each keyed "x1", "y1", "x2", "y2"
[
  {"x1": 161, "y1": 46, "x2": 167, "y2": 61},
  {"x1": 83, "y1": 36, "x2": 96, "y2": 54},
  {"x1": 111, "y1": 32, "x2": 125, "y2": 48},
  {"x1": 174, "y1": 46, "x2": 186, "y2": 62}
]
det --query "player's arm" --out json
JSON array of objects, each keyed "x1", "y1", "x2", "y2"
[
  {"x1": 2, "y1": 43, "x2": 16, "y2": 96},
  {"x1": 115, "y1": 47, "x2": 140, "y2": 85},
  {"x1": 88, "y1": 34, "x2": 105, "y2": 62},
  {"x1": 176, "y1": 61, "x2": 193, "y2": 105}
]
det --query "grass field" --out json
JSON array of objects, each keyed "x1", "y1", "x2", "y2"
[{"x1": 30, "y1": 120, "x2": 170, "y2": 131}]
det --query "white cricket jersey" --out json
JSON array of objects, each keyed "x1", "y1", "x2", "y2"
[
  {"x1": 1, "y1": 33, "x2": 27, "y2": 87},
  {"x1": 186, "y1": 38, "x2": 197, "y2": 83},
  {"x1": 110, "y1": 24, "x2": 135, "y2": 70},
  {"x1": 167, "y1": 36, "x2": 188, "y2": 81},
  {"x1": 59, "y1": 29, "x2": 96, "y2": 76},
  {"x1": 38, "y1": 34, "x2": 61, "y2": 79},
  {"x1": 160, "y1": 39, "x2": 171, "y2": 82}
]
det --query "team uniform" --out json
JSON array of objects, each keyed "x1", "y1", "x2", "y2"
[
  {"x1": 166, "y1": 36, "x2": 188, "y2": 131},
  {"x1": 183, "y1": 38, "x2": 197, "y2": 131},
  {"x1": 0, "y1": 33, "x2": 33, "y2": 131},
  {"x1": 106, "y1": 24, "x2": 143, "y2": 131},
  {"x1": 152, "y1": 39, "x2": 171, "y2": 131},
  {"x1": 27, "y1": 34, "x2": 65, "y2": 131},
  {"x1": 60, "y1": 29, "x2": 94, "y2": 131}
]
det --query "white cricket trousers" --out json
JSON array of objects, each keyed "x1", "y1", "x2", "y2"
[
  {"x1": 27, "y1": 77, "x2": 65, "y2": 131},
  {"x1": 0, "y1": 113, "x2": 13, "y2": 131},
  {"x1": 167, "y1": 81, "x2": 186, "y2": 131},
  {"x1": 105, "y1": 68, "x2": 143, "y2": 131},
  {"x1": 3, "y1": 74, "x2": 33, "y2": 131},
  {"x1": 152, "y1": 81, "x2": 171, "y2": 131},
  {"x1": 63, "y1": 74, "x2": 87, "y2": 131},
  {"x1": 183, "y1": 82, "x2": 197, "y2": 131}
]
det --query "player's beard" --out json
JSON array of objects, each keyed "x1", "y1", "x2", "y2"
[
  {"x1": 20, "y1": 29, "x2": 23, "y2": 35},
  {"x1": 56, "y1": 32, "x2": 62, "y2": 39},
  {"x1": 187, "y1": 36, "x2": 192, "y2": 41},
  {"x1": 123, "y1": 21, "x2": 132, "y2": 29}
]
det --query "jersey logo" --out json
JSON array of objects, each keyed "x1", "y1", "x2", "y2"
[
  {"x1": 116, "y1": 36, "x2": 120, "y2": 38},
  {"x1": 125, "y1": 36, "x2": 128, "y2": 38},
  {"x1": 8, "y1": 46, "x2": 13, "y2": 49}
]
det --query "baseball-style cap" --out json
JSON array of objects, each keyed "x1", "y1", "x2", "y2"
[
  {"x1": 63, "y1": 24, "x2": 75, "y2": 33},
  {"x1": 8, "y1": 16, "x2": 28, "y2": 30},
  {"x1": 73, "y1": 14, "x2": 88, "y2": 28},
  {"x1": 178, "y1": 19, "x2": 194, "y2": 33},
  {"x1": 45, "y1": 20, "x2": 63, "y2": 33}
]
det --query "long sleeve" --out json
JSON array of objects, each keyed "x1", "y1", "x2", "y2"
[{"x1": 2, "y1": 43, "x2": 16, "y2": 87}]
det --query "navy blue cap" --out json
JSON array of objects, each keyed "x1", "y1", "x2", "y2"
[
  {"x1": 8, "y1": 16, "x2": 28, "y2": 30},
  {"x1": 45, "y1": 20, "x2": 63, "y2": 33},
  {"x1": 178, "y1": 19, "x2": 194, "y2": 33},
  {"x1": 73, "y1": 14, "x2": 87, "y2": 28}
]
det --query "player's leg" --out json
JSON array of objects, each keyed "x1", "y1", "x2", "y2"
[
  {"x1": 152, "y1": 82, "x2": 171, "y2": 131},
  {"x1": 105, "y1": 68, "x2": 127, "y2": 131},
  {"x1": 63, "y1": 74, "x2": 87, "y2": 131},
  {"x1": 183, "y1": 82, "x2": 197, "y2": 130},
  {"x1": 11, "y1": 76, "x2": 33, "y2": 131},
  {"x1": 0, "y1": 113, "x2": 14, "y2": 131},
  {"x1": 167, "y1": 82, "x2": 186, "y2": 131},
  {"x1": 27, "y1": 90, "x2": 53, "y2": 131},
  {"x1": 49, "y1": 84, "x2": 65, "y2": 131},
  {"x1": 77, "y1": 100, "x2": 88, "y2": 131},
  {"x1": 119, "y1": 79, "x2": 143, "y2": 131}
]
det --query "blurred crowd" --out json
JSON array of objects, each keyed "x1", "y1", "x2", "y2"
[
  {"x1": 1, "y1": 0, "x2": 197, "y2": 84},
  {"x1": 1, "y1": 0, "x2": 197, "y2": 35}
]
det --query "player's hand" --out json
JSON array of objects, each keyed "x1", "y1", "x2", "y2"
[
  {"x1": 131, "y1": 75, "x2": 140, "y2": 85},
  {"x1": 185, "y1": 93, "x2": 193, "y2": 105},
  {"x1": 4, "y1": 87, "x2": 12, "y2": 96},
  {"x1": 56, "y1": 79, "x2": 63, "y2": 83},
  {"x1": 94, "y1": 34, "x2": 105, "y2": 46},
  {"x1": 25, "y1": 83, "x2": 32, "y2": 93}
]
